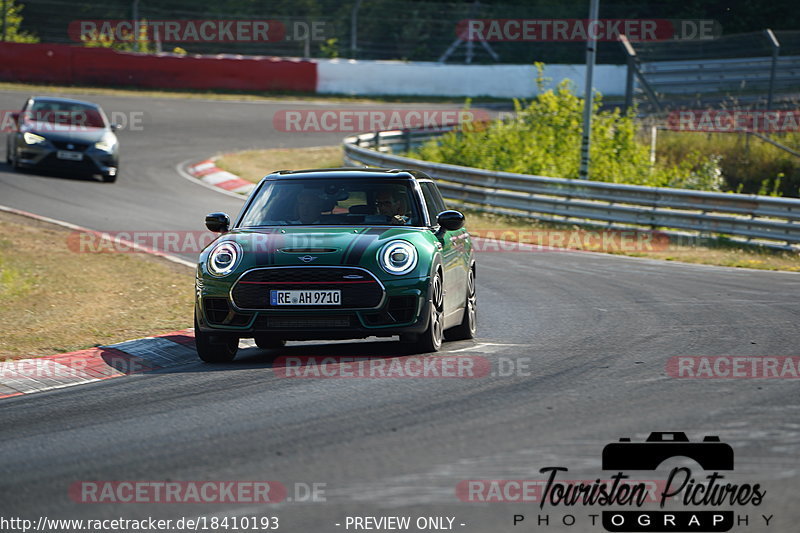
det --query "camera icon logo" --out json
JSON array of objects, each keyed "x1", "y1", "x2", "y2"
[{"x1": 602, "y1": 432, "x2": 734, "y2": 471}]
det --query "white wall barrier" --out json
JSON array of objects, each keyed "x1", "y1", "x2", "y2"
[{"x1": 317, "y1": 59, "x2": 627, "y2": 99}]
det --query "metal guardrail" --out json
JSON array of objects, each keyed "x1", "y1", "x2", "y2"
[
  {"x1": 640, "y1": 55, "x2": 800, "y2": 95},
  {"x1": 343, "y1": 127, "x2": 800, "y2": 249}
]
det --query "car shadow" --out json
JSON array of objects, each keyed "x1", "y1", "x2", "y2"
[
  {"x1": 179, "y1": 338, "x2": 429, "y2": 373},
  {"x1": 156, "y1": 337, "x2": 479, "y2": 376},
  {"x1": 2, "y1": 162, "x2": 102, "y2": 182}
]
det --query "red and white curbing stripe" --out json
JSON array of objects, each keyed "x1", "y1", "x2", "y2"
[
  {"x1": 187, "y1": 159, "x2": 255, "y2": 195},
  {"x1": 0, "y1": 330, "x2": 197, "y2": 399},
  {"x1": 0, "y1": 206, "x2": 203, "y2": 400}
]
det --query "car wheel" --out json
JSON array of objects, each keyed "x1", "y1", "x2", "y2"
[
  {"x1": 445, "y1": 266, "x2": 476, "y2": 341},
  {"x1": 101, "y1": 173, "x2": 117, "y2": 183},
  {"x1": 405, "y1": 270, "x2": 444, "y2": 353},
  {"x1": 254, "y1": 335, "x2": 285, "y2": 350},
  {"x1": 194, "y1": 314, "x2": 238, "y2": 363}
]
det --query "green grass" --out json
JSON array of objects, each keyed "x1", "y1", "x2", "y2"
[{"x1": 0, "y1": 211, "x2": 194, "y2": 359}]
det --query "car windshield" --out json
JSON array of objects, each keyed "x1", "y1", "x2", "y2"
[
  {"x1": 25, "y1": 101, "x2": 108, "y2": 129},
  {"x1": 239, "y1": 178, "x2": 425, "y2": 227}
]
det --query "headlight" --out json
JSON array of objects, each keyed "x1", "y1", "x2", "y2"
[
  {"x1": 378, "y1": 240, "x2": 418, "y2": 276},
  {"x1": 95, "y1": 136, "x2": 116, "y2": 152},
  {"x1": 23, "y1": 132, "x2": 46, "y2": 145},
  {"x1": 207, "y1": 241, "x2": 242, "y2": 277}
]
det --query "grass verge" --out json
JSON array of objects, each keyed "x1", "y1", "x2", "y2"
[
  {"x1": 215, "y1": 145, "x2": 800, "y2": 272},
  {"x1": 215, "y1": 146, "x2": 343, "y2": 183},
  {"x1": 0, "y1": 211, "x2": 193, "y2": 360}
]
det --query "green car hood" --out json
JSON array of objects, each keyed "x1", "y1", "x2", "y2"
[{"x1": 203, "y1": 226, "x2": 440, "y2": 280}]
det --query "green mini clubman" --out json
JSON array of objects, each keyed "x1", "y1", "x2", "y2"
[{"x1": 194, "y1": 168, "x2": 476, "y2": 363}]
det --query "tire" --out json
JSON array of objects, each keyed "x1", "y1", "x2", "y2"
[
  {"x1": 102, "y1": 173, "x2": 117, "y2": 183},
  {"x1": 403, "y1": 270, "x2": 444, "y2": 353},
  {"x1": 446, "y1": 266, "x2": 477, "y2": 341},
  {"x1": 194, "y1": 314, "x2": 238, "y2": 363},
  {"x1": 254, "y1": 335, "x2": 285, "y2": 350}
]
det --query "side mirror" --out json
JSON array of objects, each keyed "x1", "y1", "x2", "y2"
[
  {"x1": 436, "y1": 210, "x2": 465, "y2": 231},
  {"x1": 205, "y1": 212, "x2": 230, "y2": 233},
  {"x1": 110, "y1": 123, "x2": 121, "y2": 131}
]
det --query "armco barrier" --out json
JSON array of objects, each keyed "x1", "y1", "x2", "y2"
[
  {"x1": 343, "y1": 128, "x2": 800, "y2": 249},
  {"x1": 0, "y1": 42, "x2": 316, "y2": 92}
]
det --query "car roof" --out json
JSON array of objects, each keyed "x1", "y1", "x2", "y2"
[
  {"x1": 29, "y1": 96, "x2": 101, "y2": 108},
  {"x1": 262, "y1": 168, "x2": 431, "y2": 181}
]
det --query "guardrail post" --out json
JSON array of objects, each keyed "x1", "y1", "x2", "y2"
[
  {"x1": 403, "y1": 129, "x2": 411, "y2": 152},
  {"x1": 579, "y1": 0, "x2": 600, "y2": 180},
  {"x1": 350, "y1": 0, "x2": 363, "y2": 58},
  {"x1": 374, "y1": 131, "x2": 381, "y2": 149},
  {"x1": 620, "y1": 35, "x2": 637, "y2": 113},
  {"x1": 765, "y1": 29, "x2": 780, "y2": 109}
]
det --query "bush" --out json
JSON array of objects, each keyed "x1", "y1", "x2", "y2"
[
  {"x1": 410, "y1": 69, "x2": 726, "y2": 192},
  {"x1": 656, "y1": 131, "x2": 800, "y2": 197}
]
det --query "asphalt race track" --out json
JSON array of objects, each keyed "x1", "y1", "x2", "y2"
[{"x1": 1, "y1": 89, "x2": 799, "y2": 531}]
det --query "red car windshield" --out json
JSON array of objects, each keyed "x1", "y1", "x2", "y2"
[{"x1": 25, "y1": 101, "x2": 107, "y2": 129}]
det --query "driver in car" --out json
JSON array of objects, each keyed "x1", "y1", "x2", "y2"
[
  {"x1": 375, "y1": 188, "x2": 409, "y2": 225},
  {"x1": 289, "y1": 189, "x2": 327, "y2": 224}
]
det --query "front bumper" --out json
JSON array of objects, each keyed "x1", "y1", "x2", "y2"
[
  {"x1": 14, "y1": 140, "x2": 118, "y2": 176},
  {"x1": 195, "y1": 273, "x2": 432, "y2": 340}
]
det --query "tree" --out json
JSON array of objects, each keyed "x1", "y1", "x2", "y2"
[{"x1": 2, "y1": 0, "x2": 39, "y2": 43}]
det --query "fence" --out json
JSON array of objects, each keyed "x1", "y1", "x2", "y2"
[
  {"x1": 343, "y1": 127, "x2": 800, "y2": 249},
  {"x1": 627, "y1": 30, "x2": 800, "y2": 112}
]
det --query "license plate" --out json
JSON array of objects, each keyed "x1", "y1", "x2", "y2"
[
  {"x1": 57, "y1": 150, "x2": 83, "y2": 161},
  {"x1": 270, "y1": 289, "x2": 341, "y2": 306}
]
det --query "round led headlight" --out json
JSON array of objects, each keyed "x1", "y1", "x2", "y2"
[
  {"x1": 378, "y1": 240, "x2": 418, "y2": 276},
  {"x1": 207, "y1": 241, "x2": 241, "y2": 277}
]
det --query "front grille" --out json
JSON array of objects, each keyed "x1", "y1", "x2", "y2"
[
  {"x1": 204, "y1": 298, "x2": 230, "y2": 324},
  {"x1": 204, "y1": 297, "x2": 253, "y2": 326},
  {"x1": 386, "y1": 295, "x2": 418, "y2": 323},
  {"x1": 232, "y1": 267, "x2": 383, "y2": 309},
  {"x1": 51, "y1": 140, "x2": 91, "y2": 152},
  {"x1": 363, "y1": 296, "x2": 418, "y2": 326},
  {"x1": 39, "y1": 153, "x2": 98, "y2": 171},
  {"x1": 255, "y1": 315, "x2": 354, "y2": 329}
]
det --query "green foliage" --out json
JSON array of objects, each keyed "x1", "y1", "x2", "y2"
[
  {"x1": 411, "y1": 71, "x2": 724, "y2": 191},
  {"x1": 657, "y1": 131, "x2": 800, "y2": 197},
  {"x1": 81, "y1": 19, "x2": 153, "y2": 53},
  {"x1": 319, "y1": 38, "x2": 339, "y2": 59},
  {"x1": 2, "y1": 0, "x2": 39, "y2": 43}
]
